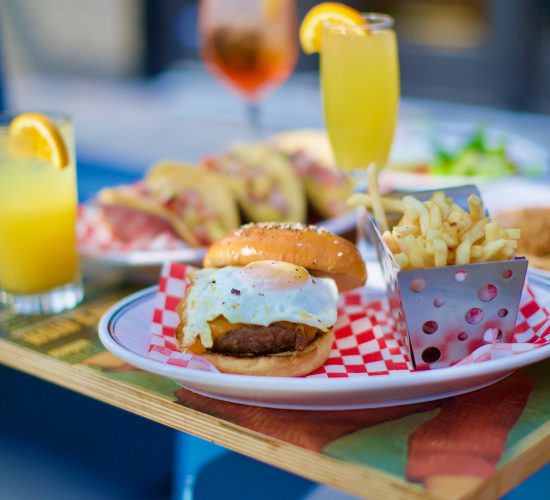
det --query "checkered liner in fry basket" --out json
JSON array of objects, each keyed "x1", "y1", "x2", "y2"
[
  {"x1": 147, "y1": 260, "x2": 550, "y2": 377},
  {"x1": 365, "y1": 184, "x2": 535, "y2": 369}
]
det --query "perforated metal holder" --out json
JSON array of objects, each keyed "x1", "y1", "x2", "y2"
[{"x1": 365, "y1": 185, "x2": 528, "y2": 370}]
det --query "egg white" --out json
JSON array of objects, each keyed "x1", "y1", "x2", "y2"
[{"x1": 182, "y1": 263, "x2": 339, "y2": 349}]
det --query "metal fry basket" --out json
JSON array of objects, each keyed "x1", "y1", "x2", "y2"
[{"x1": 366, "y1": 185, "x2": 528, "y2": 370}]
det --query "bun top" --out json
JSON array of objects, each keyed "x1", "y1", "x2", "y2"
[{"x1": 203, "y1": 223, "x2": 367, "y2": 292}]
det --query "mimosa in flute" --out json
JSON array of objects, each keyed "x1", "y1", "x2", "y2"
[
  {"x1": 300, "y1": 3, "x2": 400, "y2": 260},
  {"x1": 321, "y1": 15, "x2": 399, "y2": 173}
]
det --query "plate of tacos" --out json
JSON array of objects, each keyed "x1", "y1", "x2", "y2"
[{"x1": 77, "y1": 131, "x2": 356, "y2": 267}]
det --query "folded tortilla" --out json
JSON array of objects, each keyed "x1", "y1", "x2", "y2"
[
  {"x1": 271, "y1": 130, "x2": 354, "y2": 219},
  {"x1": 97, "y1": 161, "x2": 240, "y2": 247},
  {"x1": 204, "y1": 143, "x2": 306, "y2": 223}
]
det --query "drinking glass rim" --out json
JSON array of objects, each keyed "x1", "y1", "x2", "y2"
[
  {"x1": 323, "y1": 13, "x2": 394, "y2": 32},
  {"x1": 0, "y1": 111, "x2": 72, "y2": 133}
]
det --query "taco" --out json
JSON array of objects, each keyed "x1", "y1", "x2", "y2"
[
  {"x1": 272, "y1": 129, "x2": 354, "y2": 219},
  {"x1": 203, "y1": 143, "x2": 306, "y2": 223},
  {"x1": 97, "y1": 162, "x2": 240, "y2": 247}
]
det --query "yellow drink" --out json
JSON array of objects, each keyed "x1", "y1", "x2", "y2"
[
  {"x1": 0, "y1": 117, "x2": 80, "y2": 296},
  {"x1": 321, "y1": 23, "x2": 399, "y2": 172}
]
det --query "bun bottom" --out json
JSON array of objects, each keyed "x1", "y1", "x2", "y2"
[{"x1": 182, "y1": 329, "x2": 334, "y2": 377}]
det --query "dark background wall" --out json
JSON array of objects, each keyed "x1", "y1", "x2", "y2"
[{"x1": 144, "y1": 0, "x2": 550, "y2": 111}]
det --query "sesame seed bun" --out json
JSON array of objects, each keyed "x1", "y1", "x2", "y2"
[{"x1": 203, "y1": 223, "x2": 367, "y2": 292}]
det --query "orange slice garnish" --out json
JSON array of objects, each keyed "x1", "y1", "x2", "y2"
[
  {"x1": 299, "y1": 2, "x2": 365, "y2": 54},
  {"x1": 9, "y1": 112, "x2": 69, "y2": 169}
]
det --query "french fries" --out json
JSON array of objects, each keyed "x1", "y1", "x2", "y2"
[
  {"x1": 349, "y1": 174, "x2": 522, "y2": 269},
  {"x1": 389, "y1": 192, "x2": 521, "y2": 269},
  {"x1": 347, "y1": 193, "x2": 404, "y2": 213},
  {"x1": 433, "y1": 238, "x2": 448, "y2": 267},
  {"x1": 382, "y1": 231, "x2": 400, "y2": 253},
  {"x1": 367, "y1": 164, "x2": 389, "y2": 233}
]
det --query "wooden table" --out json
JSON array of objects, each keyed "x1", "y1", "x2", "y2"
[
  {"x1": 1, "y1": 267, "x2": 548, "y2": 500},
  {"x1": 2, "y1": 83, "x2": 550, "y2": 495}
]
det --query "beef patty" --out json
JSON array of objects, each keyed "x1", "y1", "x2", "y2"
[{"x1": 211, "y1": 324, "x2": 319, "y2": 356}]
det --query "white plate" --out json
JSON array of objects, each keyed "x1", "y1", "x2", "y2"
[
  {"x1": 527, "y1": 268, "x2": 550, "y2": 287},
  {"x1": 80, "y1": 211, "x2": 356, "y2": 268},
  {"x1": 385, "y1": 121, "x2": 548, "y2": 191},
  {"x1": 98, "y1": 282, "x2": 550, "y2": 410}
]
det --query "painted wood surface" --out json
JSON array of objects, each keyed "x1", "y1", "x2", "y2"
[{"x1": 0, "y1": 270, "x2": 548, "y2": 499}]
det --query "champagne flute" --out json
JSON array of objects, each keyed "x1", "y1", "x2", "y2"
[
  {"x1": 199, "y1": 0, "x2": 298, "y2": 131},
  {"x1": 320, "y1": 14, "x2": 400, "y2": 278}
]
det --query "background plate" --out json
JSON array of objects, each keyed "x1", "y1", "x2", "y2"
[
  {"x1": 384, "y1": 121, "x2": 548, "y2": 190},
  {"x1": 80, "y1": 210, "x2": 356, "y2": 269}
]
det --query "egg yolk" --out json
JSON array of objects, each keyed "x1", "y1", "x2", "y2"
[{"x1": 240, "y1": 260, "x2": 309, "y2": 291}]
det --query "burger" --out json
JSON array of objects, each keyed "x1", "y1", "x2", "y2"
[{"x1": 175, "y1": 223, "x2": 367, "y2": 376}]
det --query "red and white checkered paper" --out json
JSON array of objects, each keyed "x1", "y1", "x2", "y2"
[
  {"x1": 77, "y1": 203, "x2": 188, "y2": 254},
  {"x1": 148, "y1": 262, "x2": 550, "y2": 377}
]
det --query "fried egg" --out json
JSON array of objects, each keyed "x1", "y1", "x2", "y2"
[{"x1": 182, "y1": 260, "x2": 339, "y2": 349}]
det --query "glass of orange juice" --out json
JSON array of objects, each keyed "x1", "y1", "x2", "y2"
[
  {"x1": 321, "y1": 13, "x2": 399, "y2": 175},
  {"x1": 0, "y1": 112, "x2": 83, "y2": 314}
]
